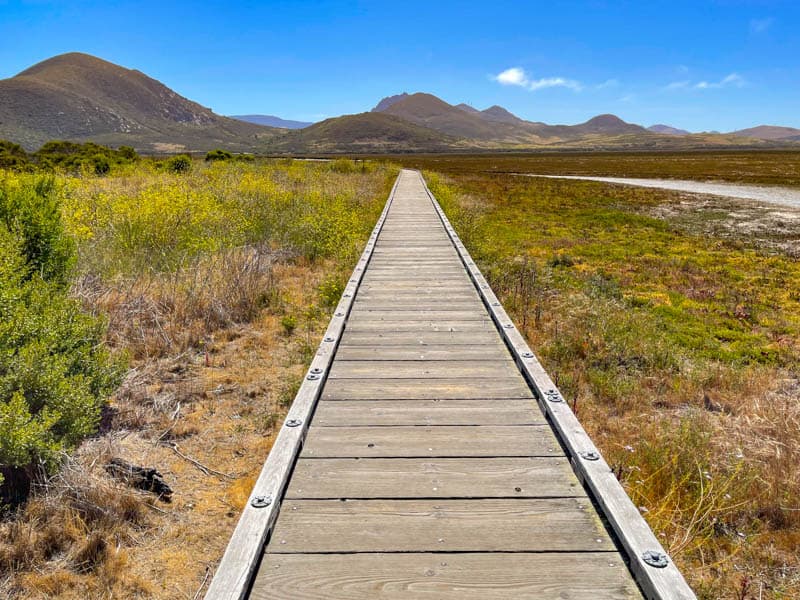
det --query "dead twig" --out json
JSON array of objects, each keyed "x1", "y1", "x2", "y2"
[
  {"x1": 167, "y1": 442, "x2": 234, "y2": 479},
  {"x1": 192, "y1": 567, "x2": 211, "y2": 600}
]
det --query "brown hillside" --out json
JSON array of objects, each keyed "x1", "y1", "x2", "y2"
[
  {"x1": 0, "y1": 52, "x2": 276, "y2": 151},
  {"x1": 730, "y1": 125, "x2": 800, "y2": 140},
  {"x1": 275, "y1": 112, "x2": 458, "y2": 153},
  {"x1": 378, "y1": 93, "x2": 547, "y2": 143}
]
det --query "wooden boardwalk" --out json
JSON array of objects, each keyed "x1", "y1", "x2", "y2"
[{"x1": 207, "y1": 170, "x2": 695, "y2": 600}]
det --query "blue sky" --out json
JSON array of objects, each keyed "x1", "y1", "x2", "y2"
[{"x1": 1, "y1": 0, "x2": 798, "y2": 131}]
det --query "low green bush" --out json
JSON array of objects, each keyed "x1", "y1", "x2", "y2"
[{"x1": 0, "y1": 177, "x2": 124, "y2": 498}]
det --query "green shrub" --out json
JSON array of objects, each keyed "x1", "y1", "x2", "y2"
[
  {"x1": 205, "y1": 149, "x2": 233, "y2": 162},
  {"x1": 0, "y1": 174, "x2": 75, "y2": 286},
  {"x1": 280, "y1": 315, "x2": 298, "y2": 336},
  {"x1": 0, "y1": 140, "x2": 30, "y2": 171},
  {"x1": 165, "y1": 154, "x2": 192, "y2": 174},
  {"x1": 0, "y1": 225, "x2": 124, "y2": 492},
  {"x1": 33, "y1": 140, "x2": 138, "y2": 174}
]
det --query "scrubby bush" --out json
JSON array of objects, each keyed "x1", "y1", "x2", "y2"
[
  {"x1": 164, "y1": 154, "x2": 192, "y2": 174},
  {"x1": 0, "y1": 176, "x2": 124, "y2": 500},
  {"x1": 205, "y1": 149, "x2": 232, "y2": 162},
  {"x1": 0, "y1": 140, "x2": 30, "y2": 171},
  {"x1": 0, "y1": 174, "x2": 75, "y2": 286},
  {"x1": 34, "y1": 141, "x2": 138, "y2": 175}
]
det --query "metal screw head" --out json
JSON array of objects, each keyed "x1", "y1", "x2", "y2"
[
  {"x1": 310, "y1": 367, "x2": 323, "y2": 375},
  {"x1": 545, "y1": 389, "x2": 563, "y2": 403},
  {"x1": 306, "y1": 373, "x2": 320, "y2": 381},
  {"x1": 522, "y1": 351, "x2": 534, "y2": 359},
  {"x1": 642, "y1": 550, "x2": 669, "y2": 568},
  {"x1": 579, "y1": 451, "x2": 600, "y2": 461},
  {"x1": 251, "y1": 495, "x2": 272, "y2": 508},
  {"x1": 285, "y1": 418, "x2": 302, "y2": 427},
  {"x1": 503, "y1": 323, "x2": 514, "y2": 329},
  {"x1": 343, "y1": 293, "x2": 351, "y2": 298},
  {"x1": 324, "y1": 336, "x2": 335, "y2": 343},
  {"x1": 335, "y1": 312, "x2": 345, "y2": 317},
  {"x1": 492, "y1": 302, "x2": 500, "y2": 307}
]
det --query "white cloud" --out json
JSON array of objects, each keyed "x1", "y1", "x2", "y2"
[
  {"x1": 750, "y1": 17, "x2": 773, "y2": 34},
  {"x1": 495, "y1": 67, "x2": 527, "y2": 86},
  {"x1": 695, "y1": 73, "x2": 746, "y2": 89},
  {"x1": 664, "y1": 73, "x2": 746, "y2": 92},
  {"x1": 493, "y1": 67, "x2": 582, "y2": 92}
]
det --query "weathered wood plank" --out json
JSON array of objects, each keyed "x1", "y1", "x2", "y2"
[
  {"x1": 334, "y1": 345, "x2": 508, "y2": 361},
  {"x1": 301, "y1": 425, "x2": 560, "y2": 457},
  {"x1": 321, "y1": 378, "x2": 533, "y2": 399},
  {"x1": 250, "y1": 553, "x2": 642, "y2": 600},
  {"x1": 266, "y1": 498, "x2": 613, "y2": 553},
  {"x1": 344, "y1": 321, "x2": 496, "y2": 333},
  {"x1": 286, "y1": 457, "x2": 582, "y2": 498},
  {"x1": 340, "y1": 331, "x2": 503, "y2": 346},
  {"x1": 329, "y1": 360, "x2": 518, "y2": 379},
  {"x1": 311, "y1": 399, "x2": 543, "y2": 426}
]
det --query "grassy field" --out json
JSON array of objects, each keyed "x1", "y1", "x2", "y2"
[
  {"x1": 411, "y1": 154, "x2": 800, "y2": 599},
  {"x1": 386, "y1": 150, "x2": 800, "y2": 188},
  {"x1": 0, "y1": 157, "x2": 397, "y2": 598}
]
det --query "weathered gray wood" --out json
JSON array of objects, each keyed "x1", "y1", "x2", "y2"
[
  {"x1": 344, "y1": 321, "x2": 496, "y2": 333},
  {"x1": 329, "y1": 360, "x2": 518, "y2": 379},
  {"x1": 301, "y1": 425, "x2": 560, "y2": 457},
  {"x1": 321, "y1": 378, "x2": 533, "y2": 399},
  {"x1": 349, "y1": 310, "x2": 490, "y2": 320},
  {"x1": 421, "y1": 172, "x2": 696, "y2": 599},
  {"x1": 266, "y1": 498, "x2": 613, "y2": 552},
  {"x1": 311, "y1": 399, "x2": 544, "y2": 426},
  {"x1": 250, "y1": 553, "x2": 642, "y2": 600},
  {"x1": 340, "y1": 332, "x2": 503, "y2": 346},
  {"x1": 334, "y1": 345, "x2": 509, "y2": 361},
  {"x1": 286, "y1": 457, "x2": 582, "y2": 498}
]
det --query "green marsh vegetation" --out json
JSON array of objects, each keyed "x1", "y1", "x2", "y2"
[{"x1": 423, "y1": 157, "x2": 800, "y2": 599}]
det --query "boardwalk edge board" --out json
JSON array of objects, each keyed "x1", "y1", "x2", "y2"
[
  {"x1": 203, "y1": 174, "x2": 401, "y2": 600},
  {"x1": 419, "y1": 171, "x2": 697, "y2": 600}
]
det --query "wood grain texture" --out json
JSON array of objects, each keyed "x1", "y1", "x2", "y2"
[
  {"x1": 301, "y1": 425, "x2": 561, "y2": 457},
  {"x1": 266, "y1": 498, "x2": 614, "y2": 552},
  {"x1": 329, "y1": 360, "x2": 518, "y2": 379},
  {"x1": 334, "y1": 345, "x2": 509, "y2": 361},
  {"x1": 321, "y1": 378, "x2": 533, "y2": 399},
  {"x1": 286, "y1": 457, "x2": 583, "y2": 498},
  {"x1": 250, "y1": 553, "x2": 642, "y2": 600},
  {"x1": 311, "y1": 399, "x2": 544, "y2": 426}
]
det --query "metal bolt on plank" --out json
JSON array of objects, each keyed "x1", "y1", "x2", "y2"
[
  {"x1": 580, "y1": 451, "x2": 600, "y2": 461},
  {"x1": 285, "y1": 419, "x2": 302, "y2": 427},
  {"x1": 642, "y1": 550, "x2": 669, "y2": 568},
  {"x1": 250, "y1": 495, "x2": 272, "y2": 508}
]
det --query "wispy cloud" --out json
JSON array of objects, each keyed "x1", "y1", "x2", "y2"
[
  {"x1": 493, "y1": 67, "x2": 582, "y2": 92},
  {"x1": 665, "y1": 80, "x2": 690, "y2": 91},
  {"x1": 664, "y1": 73, "x2": 746, "y2": 91},
  {"x1": 695, "y1": 73, "x2": 746, "y2": 89},
  {"x1": 595, "y1": 79, "x2": 619, "y2": 90},
  {"x1": 750, "y1": 17, "x2": 773, "y2": 34}
]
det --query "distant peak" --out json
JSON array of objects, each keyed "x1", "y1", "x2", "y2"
[
  {"x1": 371, "y1": 92, "x2": 410, "y2": 112},
  {"x1": 585, "y1": 113, "x2": 626, "y2": 126},
  {"x1": 456, "y1": 103, "x2": 479, "y2": 114},
  {"x1": 480, "y1": 105, "x2": 523, "y2": 123}
]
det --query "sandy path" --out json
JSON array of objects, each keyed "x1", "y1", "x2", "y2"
[{"x1": 525, "y1": 175, "x2": 800, "y2": 209}]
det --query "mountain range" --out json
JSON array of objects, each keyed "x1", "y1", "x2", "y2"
[{"x1": 1, "y1": 53, "x2": 799, "y2": 153}]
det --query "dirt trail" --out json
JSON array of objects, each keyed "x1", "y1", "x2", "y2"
[{"x1": 526, "y1": 174, "x2": 800, "y2": 209}]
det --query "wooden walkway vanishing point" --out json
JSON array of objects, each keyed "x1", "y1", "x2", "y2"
[{"x1": 206, "y1": 170, "x2": 696, "y2": 600}]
